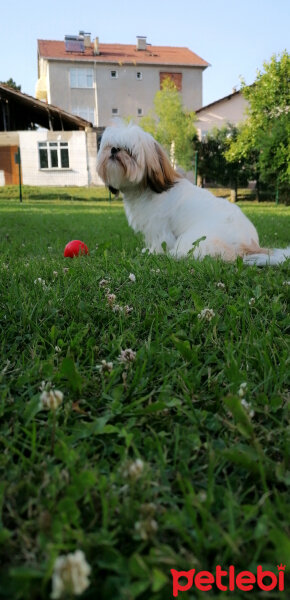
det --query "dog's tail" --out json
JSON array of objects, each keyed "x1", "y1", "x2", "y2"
[{"x1": 243, "y1": 245, "x2": 290, "y2": 266}]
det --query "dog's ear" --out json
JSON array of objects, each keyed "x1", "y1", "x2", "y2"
[{"x1": 146, "y1": 143, "x2": 179, "y2": 194}]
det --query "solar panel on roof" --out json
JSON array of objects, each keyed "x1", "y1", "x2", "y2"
[{"x1": 65, "y1": 35, "x2": 85, "y2": 53}]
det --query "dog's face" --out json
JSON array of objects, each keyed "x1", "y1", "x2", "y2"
[{"x1": 97, "y1": 123, "x2": 178, "y2": 195}]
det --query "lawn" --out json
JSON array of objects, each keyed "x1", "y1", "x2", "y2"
[{"x1": 0, "y1": 193, "x2": 289, "y2": 599}]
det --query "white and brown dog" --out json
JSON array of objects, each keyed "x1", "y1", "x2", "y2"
[{"x1": 97, "y1": 122, "x2": 290, "y2": 265}]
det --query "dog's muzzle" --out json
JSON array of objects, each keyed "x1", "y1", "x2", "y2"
[{"x1": 110, "y1": 147, "x2": 120, "y2": 159}]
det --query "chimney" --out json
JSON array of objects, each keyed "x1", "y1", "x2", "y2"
[
  {"x1": 136, "y1": 36, "x2": 147, "y2": 51},
  {"x1": 94, "y1": 37, "x2": 100, "y2": 55},
  {"x1": 84, "y1": 33, "x2": 91, "y2": 48},
  {"x1": 79, "y1": 31, "x2": 91, "y2": 48}
]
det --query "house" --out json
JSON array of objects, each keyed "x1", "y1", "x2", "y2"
[
  {"x1": 195, "y1": 89, "x2": 249, "y2": 139},
  {"x1": 0, "y1": 83, "x2": 103, "y2": 186},
  {"x1": 36, "y1": 34, "x2": 209, "y2": 127}
]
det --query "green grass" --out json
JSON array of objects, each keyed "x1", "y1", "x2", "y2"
[
  {"x1": 0, "y1": 194, "x2": 289, "y2": 599},
  {"x1": 0, "y1": 184, "x2": 288, "y2": 204},
  {"x1": 0, "y1": 185, "x2": 111, "y2": 202}
]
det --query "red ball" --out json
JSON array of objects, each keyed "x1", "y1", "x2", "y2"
[{"x1": 64, "y1": 240, "x2": 89, "y2": 258}]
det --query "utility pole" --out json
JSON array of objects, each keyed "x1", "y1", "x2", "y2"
[{"x1": 15, "y1": 148, "x2": 22, "y2": 203}]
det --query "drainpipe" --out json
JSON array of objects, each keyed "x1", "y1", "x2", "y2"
[{"x1": 194, "y1": 151, "x2": 198, "y2": 185}]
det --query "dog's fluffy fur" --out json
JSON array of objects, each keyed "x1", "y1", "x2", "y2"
[{"x1": 97, "y1": 122, "x2": 290, "y2": 265}]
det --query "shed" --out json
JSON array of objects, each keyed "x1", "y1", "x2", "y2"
[{"x1": 0, "y1": 84, "x2": 102, "y2": 186}]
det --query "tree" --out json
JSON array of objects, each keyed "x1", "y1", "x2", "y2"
[
  {"x1": 196, "y1": 125, "x2": 251, "y2": 201},
  {"x1": 226, "y1": 51, "x2": 290, "y2": 191},
  {"x1": 0, "y1": 78, "x2": 21, "y2": 91},
  {"x1": 139, "y1": 78, "x2": 197, "y2": 171}
]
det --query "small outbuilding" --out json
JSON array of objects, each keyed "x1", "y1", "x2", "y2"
[
  {"x1": 195, "y1": 89, "x2": 249, "y2": 139},
  {"x1": 0, "y1": 84, "x2": 103, "y2": 186}
]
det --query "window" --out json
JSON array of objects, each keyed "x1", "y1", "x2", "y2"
[
  {"x1": 136, "y1": 72, "x2": 143, "y2": 80},
  {"x1": 72, "y1": 106, "x2": 95, "y2": 124},
  {"x1": 38, "y1": 141, "x2": 69, "y2": 169},
  {"x1": 110, "y1": 70, "x2": 118, "y2": 79},
  {"x1": 112, "y1": 108, "x2": 119, "y2": 116},
  {"x1": 137, "y1": 108, "x2": 143, "y2": 116},
  {"x1": 70, "y1": 68, "x2": 93, "y2": 88},
  {"x1": 160, "y1": 72, "x2": 182, "y2": 91}
]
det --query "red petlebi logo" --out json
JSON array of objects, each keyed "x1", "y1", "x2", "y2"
[{"x1": 171, "y1": 564, "x2": 285, "y2": 596}]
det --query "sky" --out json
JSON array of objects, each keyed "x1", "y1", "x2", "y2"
[{"x1": 0, "y1": 0, "x2": 289, "y2": 107}]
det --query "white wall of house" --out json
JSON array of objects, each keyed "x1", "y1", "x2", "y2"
[
  {"x1": 86, "y1": 130, "x2": 100, "y2": 185},
  {"x1": 95, "y1": 64, "x2": 203, "y2": 125},
  {"x1": 195, "y1": 93, "x2": 249, "y2": 139},
  {"x1": 18, "y1": 130, "x2": 102, "y2": 186},
  {"x1": 46, "y1": 60, "x2": 203, "y2": 127},
  {"x1": 0, "y1": 129, "x2": 103, "y2": 187},
  {"x1": 0, "y1": 132, "x2": 19, "y2": 146}
]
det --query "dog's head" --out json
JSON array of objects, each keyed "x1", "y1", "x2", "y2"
[{"x1": 97, "y1": 122, "x2": 179, "y2": 195}]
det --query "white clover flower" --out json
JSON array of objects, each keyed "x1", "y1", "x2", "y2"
[
  {"x1": 129, "y1": 273, "x2": 136, "y2": 282},
  {"x1": 249, "y1": 297, "x2": 255, "y2": 306},
  {"x1": 216, "y1": 281, "x2": 225, "y2": 289},
  {"x1": 39, "y1": 389, "x2": 63, "y2": 410},
  {"x1": 128, "y1": 458, "x2": 144, "y2": 479},
  {"x1": 112, "y1": 304, "x2": 124, "y2": 313},
  {"x1": 100, "y1": 359, "x2": 113, "y2": 373},
  {"x1": 53, "y1": 271, "x2": 58, "y2": 277},
  {"x1": 63, "y1": 267, "x2": 69, "y2": 274},
  {"x1": 122, "y1": 458, "x2": 145, "y2": 481},
  {"x1": 197, "y1": 308, "x2": 215, "y2": 321},
  {"x1": 238, "y1": 382, "x2": 248, "y2": 397},
  {"x1": 118, "y1": 348, "x2": 136, "y2": 365},
  {"x1": 135, "y1": 518, "x2": 158, "y2": 540},
  {"x1": 124, "y1": 305, "x2": 133, "y2": 314},
  {"x1": 99, "y1": 278, "x2": 109, "y2": 288},
  {"x1": 34, "y1": 277, "x2": 47, "y2": 289},
  {"x1": 112, "y1": 304, "x2": 133, "y2": 314},
  {"x1": 51, "y1": 550, "x2": 91, "y2": 599},
  {"x1": 106, "y1": 293, "x2": 116, "y2": 306},
  {"x1": 282, "y1": 281, "x2": 290, "y2": 286},
  {"x1": 241, "y1": 398, "x2": 255, "y2": 419}
]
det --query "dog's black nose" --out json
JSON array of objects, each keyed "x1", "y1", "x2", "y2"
[{"x1": 111, "y1": 147, "x2": 120, "y2": 156}]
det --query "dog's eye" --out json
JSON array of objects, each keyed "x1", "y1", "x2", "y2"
[{"x1": 124, "y1": 147, "x2": 134, "y2": 158}]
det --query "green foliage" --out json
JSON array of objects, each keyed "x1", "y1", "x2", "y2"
[
  {"x1": 196, "y1": 125, "x2": 251, "y2": 189},
  {"x1": 226, "y1": 51, "x2": 290, "y2": 186},
  {"x1": 0, "y1": 78, "x2": 21, "y2": 91},
  {"x1": 140, "y1": 78, "x2": 197, "y2": 170},
  {"x1": 0, "y1": 196, "x2": 289, "y2": 599}
]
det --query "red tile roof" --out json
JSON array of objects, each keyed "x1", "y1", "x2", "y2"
[{"x1": 38, "y1": 40, "x2": 209, "y2": 68}]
